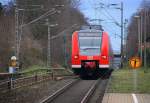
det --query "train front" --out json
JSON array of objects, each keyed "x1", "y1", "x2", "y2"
[{"x1": 72, "y1": 29, "x2": 111, "y2": 78}]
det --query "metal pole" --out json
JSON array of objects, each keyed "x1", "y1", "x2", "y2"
[
  {"x1": 15, "y1": 0, "x2": 19, "y2": 60},
  {"x1": 18, "y1": 12, "x2": 25, "y2": 60},
  {"x1": 140, "y1": 12, "x2": 143, "y2": 64},
  {"x1": 63, "y1": 35, "x2": 67, "y2": 67},
  {"x1": 137, "y1": 17, "x2": 140, "y2": 56},
  {"x1": 124, "y1": 19, "x2": 128, "y2": 60},
  {"x1": 47, "y1": 19, "x2": 51, "y2": 68},
  {"x1": 144, "y1": 9, "x2": 147, "y2": 69},
  {"x1": 121, "y1": 2, "x2": 124, "y2": 67}
]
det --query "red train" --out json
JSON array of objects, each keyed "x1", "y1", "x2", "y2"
[{"x1": 71, "y1": 27, "x2": 114, "y2": 79}]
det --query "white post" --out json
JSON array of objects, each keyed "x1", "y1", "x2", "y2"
[
  {"x1": 46, "y1": 19, "x2": 51, "y2": 68},
  {"x1": 15, "y1": 0, "x2": 19, "y2": 60}
]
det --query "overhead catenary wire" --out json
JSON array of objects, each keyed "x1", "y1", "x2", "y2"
[
  {"x1": 103, "y1": 24, "x2": 125, "y2": 40},
  {"x1": 88, "y1": 1, "x2": 121, "y2": 40},
  {"x1": 92, "y1": 2, "x2": 122, "y2": 37},
  {"x1": 104, "y1": 22, "x2": 120, "y2": 33},
  {"x1": 91, "y1": 2, "x2": 121, "y2": 31},
  {"x1": 21, "y1": 8, "x2": 56, "y2": 28},
  {"x1": 51, "y1": 24, "x2": 80, "y2": 40},
  {"x1": 94, "y1": 1, "x2": 121, "y2": 28},
  {"x1": 102, "y1": 25, "x2": 117, "y2": 38},
  {"x1": 102, "y1": 20, "x2": 119, "y2": 34},
  {"x1": 15, "y1": 4, "x2": 62, "y2": 61},
  {"x1": 103, "y1": 8, "x2": 121, "y2": 27},
  {"x1": 99, "y1": 11, "x2": 113, "y2": 21},
  {"x1": 103, "y1": 26, "x2": 121, "y2": 48}
]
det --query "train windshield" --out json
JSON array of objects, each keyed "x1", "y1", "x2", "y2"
[{"x1": 79, "y1": 32, "x2": 102, "y2": 56}]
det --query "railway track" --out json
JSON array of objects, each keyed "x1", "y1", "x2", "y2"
[
  {"x1": 0, "y1": 74, "x2": 78, "y2": 93},
  {"x1": 40, "y1": 78, "x2": 108, "y2": 103},
  {"x1": 87, "y1": 79, "x2": 109, "y2": 103}
]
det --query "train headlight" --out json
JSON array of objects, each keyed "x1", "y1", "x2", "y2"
[{"x1": 74, "y1": 55, "x2": 79, "y2": 59}]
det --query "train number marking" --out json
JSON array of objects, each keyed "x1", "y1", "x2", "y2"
[{"x1": 87, "y1": 56, "x2": 93, "y2": 60}]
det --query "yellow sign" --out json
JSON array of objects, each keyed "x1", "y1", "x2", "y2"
[{"x1": 129, "y1": 57, "x2": 142, "y2": 69}]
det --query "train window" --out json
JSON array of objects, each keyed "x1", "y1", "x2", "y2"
[{"x1": 79, "y1": 32, "x2": 102, "y2": 56}]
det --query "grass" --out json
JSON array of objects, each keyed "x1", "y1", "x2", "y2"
[
  {"x1": 52, "y1": 68, "x2": 73, "y2": 76},
  {"x1": 108, "y1": 67, "x2": 150, "y2": 93},
  {"x1": 18, "y1": 65, "x2": 50, "y2": 77},
  {"x1": 18, "y1": 65, "x2": 73, "y2": 77}
]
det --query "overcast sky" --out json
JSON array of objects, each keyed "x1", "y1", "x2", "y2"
[
  {"x1": 0, "y1": 0, "x2": 142, "y2": 52},
  {"x1": 0, "y1": 0, "x2": 11, "y2": 4},
  {"x1": 80, "y1": 0, "x2": 142, "y2": 52}
]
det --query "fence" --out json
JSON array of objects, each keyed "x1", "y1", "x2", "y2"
[
  {"x1": 0, "y1": 72, "x2": 53, "y2": 92},
  {"x1": 106, "y1": 68, "x2": 150, "y2": 93}
]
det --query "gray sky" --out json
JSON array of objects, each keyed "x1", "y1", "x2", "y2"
[
  {"x1": 0, "y1": 0, "x2": 11, "y2": 4},
  {"x1": 1, "y1": 0, "x2": 142, "y2": 52},
  {"x1": 80, "y1": 0, "x2": 142, "y2": 52}
]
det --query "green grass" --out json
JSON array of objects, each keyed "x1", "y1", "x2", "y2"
[
  {"x1": 18, "y1": 65, "x2": 50, "y2": 76},
  {"x1": 18, "y1": 65, "x2": 72, "y2": 77},
  {"x1": 108, "y1": 67, "x2": 150, "y2": 93},
  {"x1": 52, "y1": 69, "x2": 73, "y2": 76}
]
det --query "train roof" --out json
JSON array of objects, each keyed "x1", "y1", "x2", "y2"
[
  {"x1": 78, "y1": 29, "x2": 102, "y2": 33},
  {"x1": 77, "y1": 25, "x2": 104, "y2": 33},
  {"x1": 81, "y1": 25, "x2": 103, "y2": 30}
]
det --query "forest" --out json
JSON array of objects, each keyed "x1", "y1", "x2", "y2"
[
  {"x1": 0, "y1": 0, "x2": 87, "y2": 71},
  {"x1": 127, "y1": 0, "x2": 150, "y2": 66}
]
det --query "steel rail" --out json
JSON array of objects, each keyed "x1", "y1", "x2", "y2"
[
  {"x1": 39, "y1": 79, "x2": 80, "y2": 103},
  {"x1": 80, "y1": 79, "x2": 101, "y2": 103}
]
